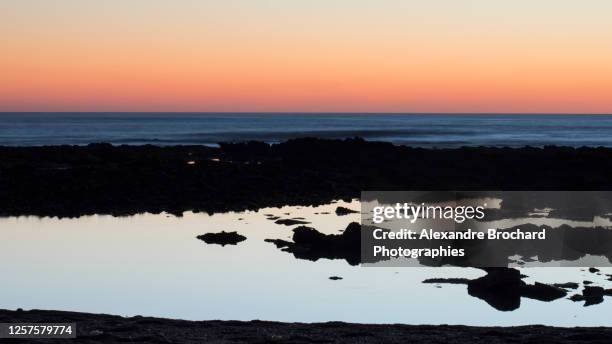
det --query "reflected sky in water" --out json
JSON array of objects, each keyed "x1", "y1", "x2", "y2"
[{"x1": 1, "y1": 200, "x2": 612, "y2": 327}]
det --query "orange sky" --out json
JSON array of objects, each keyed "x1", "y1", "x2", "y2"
[{"x1": 1, "y1": 0, "x2": 612, "y2": 113}]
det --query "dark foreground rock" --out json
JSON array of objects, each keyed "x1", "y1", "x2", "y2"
[
  {"x1": 1, "y1": 309, "x2": 612, "y2": 344},
  {"x1": 3, "y1": 138, "x2": 612, "y2": 217},
  {"x1": 196, "y1": 231, "x2": 246, "y2": 246}
]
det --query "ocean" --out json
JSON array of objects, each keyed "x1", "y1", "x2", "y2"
[{"x1": 1, "y1": 112, "x2": 612, "y2": 147}]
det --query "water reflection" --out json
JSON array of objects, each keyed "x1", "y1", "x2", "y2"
[{"x1": 0, "y1": 200, "x2": 611, "y2": 326}]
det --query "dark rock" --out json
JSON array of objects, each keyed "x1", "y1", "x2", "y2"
[
  {"x1": 583, "y1": 280, "x2": 593, "y2": 285},
  {"x1": 335, "y1": 206, "x2": 359, "y2": 216},
  {"x1": 274, "y1": 219, "x2": 310, "y2": 226},
  {"x1": 422, "y1": 278, "x2": 470, "y2": 284},
  {"x1": 583, "y1": 286, "x2": 605, "y2": 306},
  {"x1": 266, "y1": 222, "x2": 361, "y2": 265},
  {"x1": 553, "y1": 282, "x2": 579, "y2": 290},
  {"x1": 467, "y1": 268, "x2": 525, "y2": 311},
  {"x1": 329, "y1": 276, "x2": 343, "y2": 280},
  {"x1": 466, "y1": 268, "x2": 567, "y2": 311},
  {"x1": 521, "y1": 283, "x2": 567, "y2": 302},
  {"x1": 6, "y1": 139, "x2": 612, "y2": 218},
  {"x1": 263, "y1": 238, "x2": 292, "y2": 248},
  {"x1": 197, "y1": 231, "x2": 246, "y2": 246},
  {"x1": 569, "y1": 294, "x2": 585, "y2": 302},
  {"x1": 571, "y1": 286, "x2": 606, "y2": 306},
  {"x1": 589, "y1": 267, "x2": 600, "y2": 273}
]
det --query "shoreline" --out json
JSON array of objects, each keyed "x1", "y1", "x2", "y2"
[
  {"x1": 2, "y1": 138, "x2": 612, "y2": 218},
  {"x1": 2, "y1": 308, "x2": 612, "y2": 343}
]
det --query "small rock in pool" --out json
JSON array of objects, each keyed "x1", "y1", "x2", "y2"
[
  {"x1": 569, "y1": 294, "x2": 584, "y2": 302},
  {"x1": 422, "y1": 278, "x2": 470, "y2": 285},
  {"x1": 583, "y1": 280, "x2": 594, "y2": 285},
  {"x1": 553, "y1": 282, "x2": 579, "y2": 290},
  {"x1": 197, "y1": 231, "x2": 246, "y2": 246},
  {"x1": 329, "y1": 276, "x2": 343, "y2": 280},
  {"x1": 274, "y1": 218, "x2": 310, "y2": 226},
  {"x1": 335, "y1": 206, "x2": 359, "y2": 216},
  {"x1": 588, "y1": 267, "x2": 600, "y2": 273}
]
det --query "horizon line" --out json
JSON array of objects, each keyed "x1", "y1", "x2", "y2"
[{"x1": 2, "y1": 111, "x2": 612, "y2": 116}]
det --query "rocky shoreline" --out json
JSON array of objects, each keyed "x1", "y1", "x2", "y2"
[
  {"x1": 2, "y1": 138, "x2": 612, "y2": 217},
  {"x1": 2, "y1": 309, "x2": 612, "y2": 344}
]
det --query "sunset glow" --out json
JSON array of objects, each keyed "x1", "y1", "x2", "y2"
[{"x1": 1, "y1": 0, "x2": 612, "y2": 113}]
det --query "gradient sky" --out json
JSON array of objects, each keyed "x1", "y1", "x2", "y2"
[{"x1": 1, "y1": 0, "x2": 611, "y2": 113}]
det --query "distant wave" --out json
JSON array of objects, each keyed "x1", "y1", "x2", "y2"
[{"x1": 2, "y1": 113, "x2": 612, "y2": 147}]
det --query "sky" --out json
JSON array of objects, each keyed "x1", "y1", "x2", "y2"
[{"x1": 1, "y1": 0, "x2": 611, "y2": 113}]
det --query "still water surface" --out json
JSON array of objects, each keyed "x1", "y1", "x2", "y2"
[{"x1": 1, "y1": 200, "x2": 611, "y2": 326}]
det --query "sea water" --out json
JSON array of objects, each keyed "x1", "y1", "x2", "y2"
[{"x1": 1, "y1": 113, "x2": 612, "y2": 147}]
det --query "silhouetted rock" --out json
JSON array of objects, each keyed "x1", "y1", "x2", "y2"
[
  {"x1": 265, "y1": 222, "x2": 361, "y2": 265},
  {"x1": 5, "y1": 139, "x2": 612, "y2": 217},
  {"x1": 583, "y1": 281, "x2": 594, "y2": 285},
  {"x1": 553, "y1": 282, "x2": 579, "y2": 289},
  {"x1": 422, "y1": 278, "x2": 470, "y2": 284},
  {"x1": 274, "y1": 219, "x2": 310, "y2": 226},
  {"x1": 589, "y1": 267, "x2": 600, "y2": 273},
  {"x1": 263, "y1": 238, "x2": 292, "y2": 249},
  {"x1": 466, "y1": 268, "x2": 567, "y2": 311},
  {"x1": 197, "y1": 231, "x2": 246, "y2": 246},
  {"x1": 583, "y1": 286, "x2": 606, "y2": 306},
  {"x1": 521, "y1": 283, "x2": 567, "y2": 302},
  {"x1": 329, "y1": 276, "x2": 343, "y2": 280},
  {"x1": 570, "y1": 286, "x2": 606, "y2": 306},
  {"x1": 467, "y1": 268, "x2": 525, "y2": 311},
  {"x1": 335, "y1": 206, "x2": 359, "y2": 215},
  {"x1": 569, "y1": 294, "x2": 583, "y2": 302}
]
